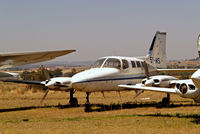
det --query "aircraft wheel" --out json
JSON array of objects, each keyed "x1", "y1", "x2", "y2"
[
  {"x1": 162, "y1": 97, "x2": 169, "y2": 107},
  {"x1": 84, "y1": 103, "x2": 91, "y2": 112},
  {"x1": 69, "y1": 97, "x2": 78, "y2": 107}
]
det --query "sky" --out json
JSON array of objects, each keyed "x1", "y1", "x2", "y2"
[{"x1": 0, "y1": 0, "x2": 200, "y2": 62}]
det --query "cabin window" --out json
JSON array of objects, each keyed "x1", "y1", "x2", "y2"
[
  {"x1": 136, "y1": 61, "x2": 141, "y2": 67},
  {"x1": 131, "y1": 61, "x2": 136, "y2": 68},
  {"x1": 103, "y1": 58, "x2": 121, "y2": 69},
  {"x1": 122, "y1": 59, "x2": 129, "y2": 69},
  {"x1": 141, "y1": 62, "x2": 144, "y2": 67},
  {"x1": 92, "y1": 58, "x2": 106, "y2": 68}
]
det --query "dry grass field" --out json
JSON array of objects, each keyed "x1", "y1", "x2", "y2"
[{"x1": 0, "y1": 82, "x2": 200, "y2": 134}]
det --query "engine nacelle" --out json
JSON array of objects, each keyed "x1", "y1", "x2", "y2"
[
  {"x1": 44, "y1": 77, "x2": 72, "y2": 91},
  {"x1": 175, "y1": 79, "x2": 200, "y2": 100},
  {"x1": 142, "y1": 75, "x2": 178, "y2": 88}
]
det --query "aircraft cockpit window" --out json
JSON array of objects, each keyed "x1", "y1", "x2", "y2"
[
  {"x1": 136, "y1": 61, "x2": 141, "y2": 67},
  {"x1": 92, "y1": 58, "x2": 106, "y2": 68},
  {"x1": 122, "y1": 59, "x2": 129, "y2": 69},
  {"x1": 131, "y1": 61, "x2": 136, "y2": 68},
  {"x1": 103, "y1": 58, "x2": 121, "y2": 69}
]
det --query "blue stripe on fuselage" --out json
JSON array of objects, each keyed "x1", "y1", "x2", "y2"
[{"x1": 74, "y1": 74, "x2": 146, "y2": 83}]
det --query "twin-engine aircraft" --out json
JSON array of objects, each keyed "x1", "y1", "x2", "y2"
[
  {"x1": 6, "y1": 31, "x2": 196, "y2": 106},
  {"x1": 0, "y1": 49, "x2": 75, "y2": 80}
]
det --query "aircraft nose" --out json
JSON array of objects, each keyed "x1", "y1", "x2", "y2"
[
  {"x1": 71, "y1": 74, "x2": 89, "y2": 90},
  {"x1": 71, "y1": 68, "x2": 120, "y2": 91}
]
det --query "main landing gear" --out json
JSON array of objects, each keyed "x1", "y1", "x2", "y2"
[
  {"x1": 69, "y1": 89, "x2": 78, "y2": 107},
  {"x1": 161, "y1": 93, "x2": 170, "y2": 107},
  {"x1": 85, "y1": 92, "x2": 91, "y2": 112}
]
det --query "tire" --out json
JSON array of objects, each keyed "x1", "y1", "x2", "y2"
[
  {"x1": 162, "y1": 97, "x2": 169, "y2": 107},
  {"x1": 69, "y1": 98, "x2": 78, "y2": 107}
]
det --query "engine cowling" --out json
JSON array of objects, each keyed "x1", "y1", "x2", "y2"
[
  {"x1": 142, "y1": 75, "x2": 178, "y2": 88},
  {"x1": 175, "y1": 79, "x2": 200, "y2": 100},
  {"x1": 44, "y1": 77, "x2": 72, "y2": 91}
]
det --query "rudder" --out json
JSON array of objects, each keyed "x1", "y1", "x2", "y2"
[{"x1": 146, "y1": 31, "x2": 167, "y2": 68}]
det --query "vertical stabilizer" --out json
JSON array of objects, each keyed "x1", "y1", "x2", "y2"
[{"x1": 146, "y1": 31, "x2": 167, "y2": 68}]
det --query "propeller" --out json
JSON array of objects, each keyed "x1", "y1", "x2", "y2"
[
  {"x1": 143, "y1": 61, "x2": 150, "y2": 80},
  {"x1": 39, "y1": 65, "x2": 51, "y2": 103},
  {"x1": 180, "y1": 84, "x2": 187, "y2": 94},
  {"x1": 40, "y1": 65, "x2": 51, "y2": 81},
  {"x1": 133, "y1": 61, "x2": 149, "y2": 99},
  {"x1": 40, "y1": 89, "x2": 50, "y2": 103}
]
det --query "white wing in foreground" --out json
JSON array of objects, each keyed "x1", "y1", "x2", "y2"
[
  {"x1": 118, "y1": 84, "x2": 176, "y2": 94},
  {"x1": 0, "y1": 49, "x2": 75, "y2": 69}
]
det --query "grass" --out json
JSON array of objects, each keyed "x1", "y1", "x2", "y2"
[{"x1": 0, "y1": 82, "x2": 200, "y2": 133}]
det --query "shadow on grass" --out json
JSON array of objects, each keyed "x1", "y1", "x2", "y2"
[
  {"x1": 0, "y1": 104, "x2": 78, "y2": 113},
  {"x1": 84, "y1": 102, "x2": 200, "y2": 112},
  {"x1": 135, "y1": 113, "x2": 200, "y2": 125},
  {"x1": 0, "y1": 101, "x2": 199, "y2": 113}
]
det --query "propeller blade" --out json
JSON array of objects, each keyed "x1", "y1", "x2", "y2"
[
  {"x1": 133, "y1": 90, "x2": 144, "y2": 99},
  {"x1": 143, "y1": 61, "x2": 150, "y2": 80},
  {"x1": 40, "y1": 65, "x2": 50, "y2": 81},
  {"x1": 40, "y1": 89, "x2": 50, "y2": 103}
]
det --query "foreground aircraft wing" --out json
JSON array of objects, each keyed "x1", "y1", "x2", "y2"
[
  {"x1": 0, "y1": 49, "x2": 76, "y2": 69},
  {"x1": 156, "y1": 69, "x2": 197, "y2": 73},
  {"x1": 118, "y1": 84, "x2": 176, "y2": 94}
]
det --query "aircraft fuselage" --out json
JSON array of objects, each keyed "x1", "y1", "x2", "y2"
[{"x1": 71, "y1": 56, "x2": 156, "y2": 92}]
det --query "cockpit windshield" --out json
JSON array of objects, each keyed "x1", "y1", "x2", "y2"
[
  {"x1": 103, "y1": 58, "x2": 121, "y2": 69},
  {"x1": 92, "y1": 58, "x2": 106, "y2": 68}
]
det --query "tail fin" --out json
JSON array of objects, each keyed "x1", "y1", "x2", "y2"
[{"x1": 145, "y1": 31, "x2": 167, "y2": 68}]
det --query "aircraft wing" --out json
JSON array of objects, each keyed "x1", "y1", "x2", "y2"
[
  {"x1": 3, "y1": 79, "x2": 44, "y2": 85},
  {"x1": 0, "y1": 49, "x2": 76, "y2": 69},
  {"x1": 118, "y1": 84, "x2": 177, "y2": 94},
  {"x1": 3, "y1": 79, "x2": 71, "y2": 91},
  {"x1": 156, "y1": 69, "x2": 197, "y2": 73}
]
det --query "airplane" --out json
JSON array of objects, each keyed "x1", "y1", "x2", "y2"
[
  {"x1": 119, "y1": 69, "x2": 200, "y2": 106},
  {"x1": 5, "y1": 31, "x2": 197, "y2": 107},
  {"x1": 0, "y1": 49, "x2": 76, "y2": 80}
]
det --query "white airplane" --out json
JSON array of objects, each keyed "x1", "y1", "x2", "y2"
[
  {"x1": 6, "y1": 31, "x2": 196, "y2": 106},
  {"x1": 0, "y1": 49, "x2": 75, "y2": 80},
  {"x1": 119, "y1": 69, "x2": 200, "y2": 106}
]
